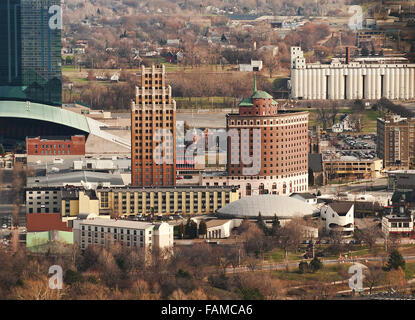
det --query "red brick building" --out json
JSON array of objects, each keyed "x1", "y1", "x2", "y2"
[
  {"x1": 26, "y1": 213, "x2": 72, "y2": 232},
  {"x1": 131, "y1": 65, "x2": 176, "y2": 186},
  {"x1": 201, "y1": 78, "x2": 309, "y2": 197},
  {"x1": 26, "y1": 135, "x2": 86, "y2": 156}
]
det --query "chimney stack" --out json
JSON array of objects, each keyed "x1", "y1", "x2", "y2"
[{"x1": 346, "y1": 47, "x2": 350, "y2": 64}]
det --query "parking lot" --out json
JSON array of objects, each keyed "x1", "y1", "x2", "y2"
[{"x1": 322, "y1": 133, "x2": 377, "y2": 160}]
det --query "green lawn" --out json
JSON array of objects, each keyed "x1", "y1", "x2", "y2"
[
  {"x1": 274, "y1": 264, "x2": 352, "y2": 283},
  {"x1": 266, "y1": 248, "x2": 305, "y2": 262},
  {"x1": 404, "y1": 262, "x2": 415, "y2": 280}
]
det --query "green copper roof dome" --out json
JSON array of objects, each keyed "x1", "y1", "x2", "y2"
[{"x1": 251, "y1": 90, "x2": 273, "y2": 99}]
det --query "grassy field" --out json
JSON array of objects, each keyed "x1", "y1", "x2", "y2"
[
  {"x1": 306, "y1": 107, "x2": 381, "y2": 133},
  {"x1": 274, "y1": 264, "x2": 352, "y2": 283},
  {"x1": 266, "y1": 248, "x2": 305, "y2": 262}
]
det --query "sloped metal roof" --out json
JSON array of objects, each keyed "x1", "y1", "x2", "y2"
[{"x1": 0, "y1": 101, "x2": 90, "y2": 133}]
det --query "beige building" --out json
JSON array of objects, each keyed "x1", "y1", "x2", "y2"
[
  {"x1": 73, "y1": 216, "x2": 174, "y2": 251},
  {"x1": 377, "y1": 115, "x2": 415, "y2": 170},
  {"x1": 323, "y1": 158, "x2": 383, "y2": 180},
  {"x1": 96, "y1": 186, "x2": 240, "y2": 216},
  {"x1": 26, "y1": 187, "x2": 99, "y2": 218}
]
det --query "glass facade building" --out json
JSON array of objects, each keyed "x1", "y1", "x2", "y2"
[{"x1": 0, "y1": 0, "x2": 62, "y2": 106}]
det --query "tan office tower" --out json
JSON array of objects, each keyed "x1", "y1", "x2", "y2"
[{"x1": 131, "y1": 64, "x2": 176, "y2": 187}]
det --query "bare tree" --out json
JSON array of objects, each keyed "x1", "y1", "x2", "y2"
[
  {"x1": 364, "y1": 263, "x2": 384, "y2": 295},
  {"x1": 355, "y1": 224, "x2": 381, "y2": 254},
  {"x1": 261, "y1": 51, "x2": 279, "y2": 78}
]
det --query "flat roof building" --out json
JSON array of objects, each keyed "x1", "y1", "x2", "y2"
[{"x1": 73, "y1": 216, "x2": 174, "y2": 251}]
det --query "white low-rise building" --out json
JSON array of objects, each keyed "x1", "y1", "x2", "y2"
[
  {"x1": 239, "y1": 60, "x2": 263, "y2": 72},
  {"x1": 73, "y1": 216, "x2": 174, "y2": 251},
  {"x1": 290, "y1": 192, "x2": 317, "y2": 205},
  {"x1": 321, "y1": 202, "x2": 354, "y2": 237},
  {"x1": 382, "y1": 214, "x2": 414, "y2": 237},
  {"x1": 205, "y1": 219, "x2": 233, "y2": 239}
]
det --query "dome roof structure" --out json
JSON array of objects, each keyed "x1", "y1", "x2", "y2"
[{"x1": 217, "y1": 195, "x2": 319, "y2": 219}]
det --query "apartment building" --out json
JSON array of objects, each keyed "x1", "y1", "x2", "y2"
[
  {"x1": 73, "y1": 216, "x2": 174, "y2": 251},
  {"x1": 377, "y1": 115, "x2": 415, "y2": 170},
  {"x1": 131, "y1": 64, "x2": 176, "y2": 187}
]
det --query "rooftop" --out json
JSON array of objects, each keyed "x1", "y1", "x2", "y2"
[
  {"x1": 206, "y1": 219, "x2": 232, "y2": 228},
  {"x1": 217, "y1": 195, "x2": 319, "y2": 218},
  {"x1": 329, "y1": 202, "x2": 354, "y2": 216},
  {"x1": 0, "y1": 101, "x2": 90, "y2": 133},
  {"x1": 77, "y1": 217, "x2": 155, "y2": 229},
  {"x1": 290, "y1": 192, "x2": 316, "y2": 200}
]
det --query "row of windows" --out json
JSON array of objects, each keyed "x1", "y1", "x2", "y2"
[
  {"x1": 35, "y1": 150, "x2": 71, "y2": 155},
  {"x1": 81, "y1": 225, "x2": 149, "y2": 236},
  {"x1": 230, "y1": 119, "x2": 307, "y2": 126},
  {"x1": 134, "y1": 109, "x2": 174, "y2": 114},
  {"x1": 34, "y1": 144, "x2": 71, "y2": 149}
]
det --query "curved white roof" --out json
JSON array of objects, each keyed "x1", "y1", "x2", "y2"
[{"x1": 217, "y1": 195, "x2": 319, "y2": 219}]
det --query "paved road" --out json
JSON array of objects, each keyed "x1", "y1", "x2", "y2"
[
  {"x1": 225, "y1": 255, "x2": 415, "y2": 274},
  {"x1": 310, "y1": 177, "x2": 388, "y2": 194}
]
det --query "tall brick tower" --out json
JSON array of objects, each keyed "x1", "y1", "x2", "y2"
[
  {"x1": 226, "y1": 76, "x2": 309, "y2": 196},
  {"x1": 131, "y1": 64, "x2": 176, "y2": 187}
]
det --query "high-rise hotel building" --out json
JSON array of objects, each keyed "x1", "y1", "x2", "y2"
[
  {"x1": 131, "y1": 65, "x2": 176, "y2": 187},
  {"x1": 202, "y1": 79, "x2": 309, "y2": 197}
]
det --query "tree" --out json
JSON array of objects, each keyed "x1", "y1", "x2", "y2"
[
  {"x1": 185, "y1": 219, "x2": 198, "y2": 239},
  {"x1": 299, "y1": 261, "x2": 309, "y2": 274},
  {"x1": 64, "y1": 269, "x2": 84, "y2": 285},
  {"x1": 261, "y1": 51, "x2": 279, "y2": 78},
  {"x1": 352, "y1": 99, "x2": 365, "y2": 112},
  {"x1": 0, "y1": 144, "x2": 4, "y2": 156},
  {"x1": 276, "y1": 219, "x2": 304, "y2": 259},
  {"x1": 316, "y1": 107, "x2": 330, "y2": 130},
  {"x1": 309, "y1": 257, "x2": 323, "y2": 273},
  {"x1": 272, "y1": 214, "x2": 280, "y2": 233},
  {"x1": 384, "y1": 249, "x2": 405, "y2": 271},
  {"x1": 198, "y1": 220, "x2": 207, "y2": 238},
  {"x1": 257, "y1": 212, "x2": 267, "y2": 233},
  {"x1": 330, "y1": 102, "x2": 339, "y2": 126},
  {"x1": 386, "y1": 266, "x2": 406, "y2": 293},
  {"x1": 364, "y1": 263, "x2": 384, "y2": 295},
  {"x1": 354, "y1": 225, "x2": 381, "y2": 254}
]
